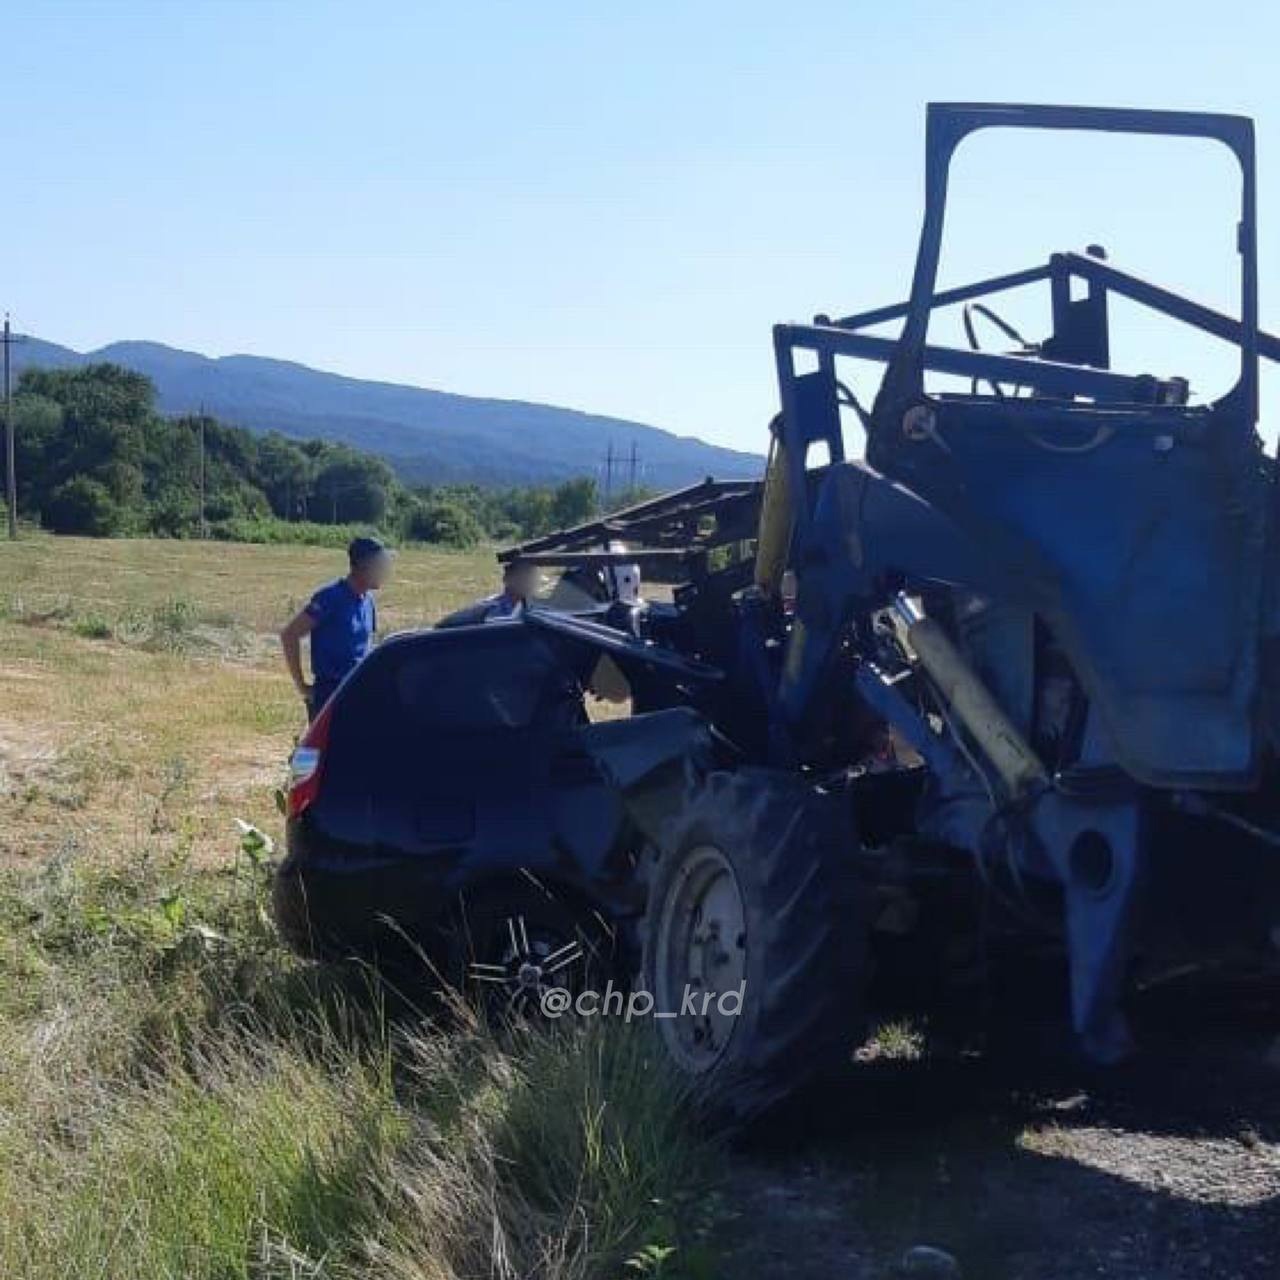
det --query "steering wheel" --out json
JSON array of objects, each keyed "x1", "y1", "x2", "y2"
[
  {"x1": 961, "y1": 302, "x2": 1039, "y2": 399},
  {"x1": 961, "y1": 302, "x2": 1116, "y2": 454}
]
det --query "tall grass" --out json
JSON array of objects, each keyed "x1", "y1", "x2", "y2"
[
  {"x1": 0, "y1": 837, "x2": 714, "y2": 1280},
  {"x1": 0, "y1": 1038, "x2": 403, "y2": 1279}
]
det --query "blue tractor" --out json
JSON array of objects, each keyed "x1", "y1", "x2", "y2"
[
  {"x1": 276, "y1": 104, "x2": 1280, "y2": 1117},
  {"x1": 501, "y1": 104, "x2": 1280, "y2": 1113}
]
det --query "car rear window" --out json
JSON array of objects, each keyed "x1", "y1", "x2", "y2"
[{"x1": 388, "y1": 626, "x2": 567, "y2": 731}]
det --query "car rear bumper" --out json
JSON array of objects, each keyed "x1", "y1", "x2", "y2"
[{"x1": 273, "y1": 818, "x2": 455, "y2": 963}]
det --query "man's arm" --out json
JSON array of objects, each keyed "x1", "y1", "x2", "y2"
[
  {"x1": 279, "y1": 608, "x2": 316, "y2": 701},
  {"x1": 435, "y1": 597, "x2": 497, "y2": 629}
]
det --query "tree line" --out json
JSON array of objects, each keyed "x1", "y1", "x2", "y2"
[{"x1": 5, "y1": 363, "x2": 646, "y2": 547}]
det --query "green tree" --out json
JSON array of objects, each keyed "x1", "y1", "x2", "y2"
[
  {"x1": 140, "y1": 415, "x2": 201, "y2": 535},
  {"x1": 43, "y1": 476, "x2": 125, "y2": 536},
  {"x1": 501, "y1": 486, "x2": 554, "y2": 537},
  {"x1": 9, "y1": 393, "x2": 63, "y2": 518},
  {"x1": 0, "y1": 363, "x2": 631, "y2": 549},
  {"x1": 255, "y1": 434, "x2": 316, "y2": 520},
  {"x1": 406, "y1": 496, "x2": 484, "y2": 547},
  {"x1": 605, "y1": 485, "x2": 656, "y2": 514},
  {"x1": 16, "y1": 365, "x2": 152, "y2": 522},
  {"x1": 549, "y1": 476, "x2": 598, "y2": 529},
  {"x1": 19, "y1": 363, "x2": 152, "y2": 436},
  {"x1": 313, "y1": 449, "x2": 395, "y2": 524}
]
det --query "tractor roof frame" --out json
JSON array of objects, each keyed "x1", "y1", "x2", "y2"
[
  {"x1": 767, "y1": 103, "x2": 1272, "y2": 550},
  {"x1": 880, "y1": 103, "x2": 1260, "y2": 425}
]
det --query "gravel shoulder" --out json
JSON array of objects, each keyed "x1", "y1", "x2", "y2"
[{"x1": 712, "y1": 987, "x2": 1280, "y2": 1279}]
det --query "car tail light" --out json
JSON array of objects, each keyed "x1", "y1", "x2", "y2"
[{"x1": 287, "y1": 699, "x2": 334, "y2": 818}]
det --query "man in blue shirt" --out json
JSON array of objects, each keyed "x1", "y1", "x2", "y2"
[{"x1": 280, "y1": 536, "x2": 394, "y2": 719}]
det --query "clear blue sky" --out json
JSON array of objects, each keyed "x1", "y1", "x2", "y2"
[{"x1": 7, "y1": 0, "x2": 1280, "y2": 456}]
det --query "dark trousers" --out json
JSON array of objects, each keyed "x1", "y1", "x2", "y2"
[{"x1": 308, "y1": 680, "x2": 339, "y2": 721}]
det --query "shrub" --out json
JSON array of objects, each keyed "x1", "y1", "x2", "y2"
[
  {"x1": 148, "y1": 597, "x2": 200, "y2": 651},
  {"x1": 43, "y1": 476, "x2": 126, "y2": 536},
  {"x1": 405, "y1": 496, "x2": 484, "y2": 548},
  {"x1": 71, "y1": 612, "x2": 112, "y2": 640},
  {"x1": 208, "y1": 516, "x2": 384, "y2": 548}
]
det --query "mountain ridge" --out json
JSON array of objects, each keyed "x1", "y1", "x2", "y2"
[{"x1": 14, "y1": 337, "x2": 763, "y2": 489}]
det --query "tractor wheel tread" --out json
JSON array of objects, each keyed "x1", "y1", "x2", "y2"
[{"x1": 642, "y1": 768, "x2": 874, "y2": 1122}]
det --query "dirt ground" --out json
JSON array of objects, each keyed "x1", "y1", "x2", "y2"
[{"x1": 716, "y1": 990, "x2": 1280, "y2": 1279}]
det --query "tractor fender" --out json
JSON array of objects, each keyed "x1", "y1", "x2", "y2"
[{"x1": 579, "y1": 708, "x2": 720, "y2": 846}]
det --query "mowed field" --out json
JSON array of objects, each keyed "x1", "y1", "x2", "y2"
[{"x1": 0, "y1": 536, "x2": 497, "y2": 868}]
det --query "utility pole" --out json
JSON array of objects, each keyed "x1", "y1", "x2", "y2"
[
  {"x1": 628, "y1": 440, "x2": 638, "y2": 494},
  {"x1": 197, "y1": 404, "x2": 207, "y2": 539},
  {"x1": 3, "y1": 316, "x2": 25, "y2": 540},
  {"x1": 603, "y1": 440, "x2": 614, "y2": 505}
]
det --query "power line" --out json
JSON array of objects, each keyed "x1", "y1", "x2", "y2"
[{"x1": 601, "y1": 441, "x2": 642, "y2": 508}]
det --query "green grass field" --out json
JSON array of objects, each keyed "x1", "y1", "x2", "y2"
[{"x1": 0, "y1": 535, "x2": 713, "y2": 1280}]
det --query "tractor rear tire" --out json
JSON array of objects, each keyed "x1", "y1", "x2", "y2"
[{"x1": 642, "y1": 768, "x2": 873, "y2": 1121}]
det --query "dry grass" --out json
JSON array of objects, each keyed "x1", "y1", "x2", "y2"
[
  {"x1": 0, "y1": 534, "x2": 499, "y2": 635},
  {"x1": 0, "y1": 536, "x2": 497, "y2": 867}
]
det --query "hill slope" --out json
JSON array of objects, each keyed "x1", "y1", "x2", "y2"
[{"x1": 14, "y1": 338, "x2": 763, "y2": 489}]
